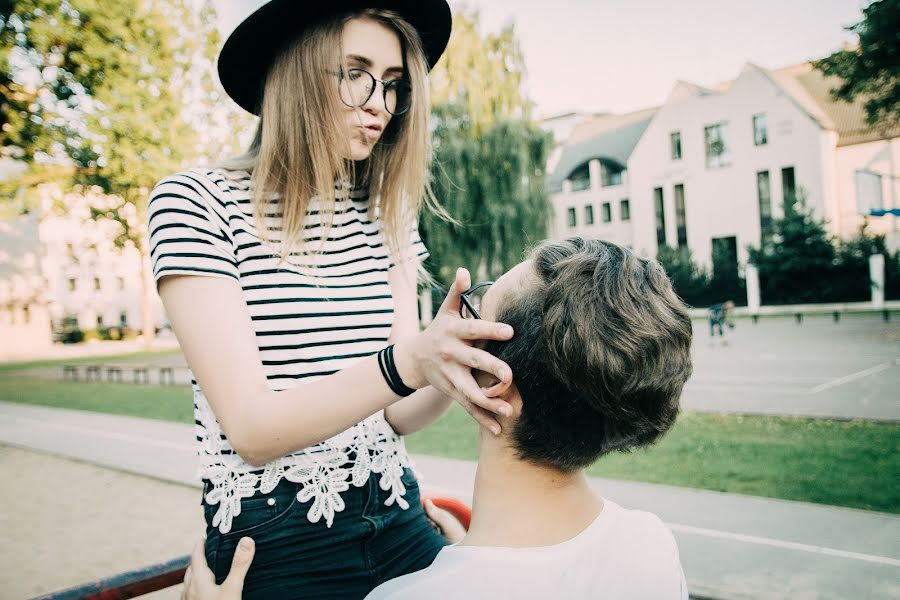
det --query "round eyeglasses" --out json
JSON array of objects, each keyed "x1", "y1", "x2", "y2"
[
  {"x1": 337, "y1": 68, "x2": 412, "y2": 116},
  {"x1": 460, "y1": 281, "x2": 494, "y2": 320}
]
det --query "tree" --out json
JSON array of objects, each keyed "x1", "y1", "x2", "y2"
[
  {"x1": 422, "y1": 10, "x2": 551, "y2": 286},
  {"x1": 814, "y1": 0, "x2": 900, "y2": 128},
  {"x1": 656, "y1": 246, "x2": 711, "y2": 307},
  {"x1": 833, "y1": 225, "x2": 900, "y2": 301},
  {"x1": 747, "y1": 193, "x2": 837, "y2": 304},
  {"x1": 1, "y1": 0, "x2": 224, "y2": 347},
  {"x1": 423, "y1": 104, "x2": 551, "y2": 284}
]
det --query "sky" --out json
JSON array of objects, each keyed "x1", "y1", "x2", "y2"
[{"x1": 213, "y1": 0, "x2": 865, "y2": 118}]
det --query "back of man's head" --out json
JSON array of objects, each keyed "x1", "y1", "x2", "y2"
[{"x1": 485, "y1": 238, "x2": 693, "y2": 471}]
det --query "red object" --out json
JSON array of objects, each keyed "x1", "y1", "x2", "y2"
[
  {"x1": 30, "y1": 494, "x2": 471, "y2": 600},
  {"x1": 422, "y1": 494, "x2": 472, "y2": 531}
]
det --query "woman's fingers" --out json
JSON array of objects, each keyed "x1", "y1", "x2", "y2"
[
  {"x1": 454, "y1": 318, "x2": 514, "y2": 342},
  {"x1": 436, "y1": 268, "x2": 471, "y2": 316},
  {"x1": 444, "y1": 345, "x2": 512, "y2": 388},
  {"x1": 457, "y1": 396, "x2": 502, "y2": 435}
]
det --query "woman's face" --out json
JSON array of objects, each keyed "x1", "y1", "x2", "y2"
[{"x1": 339, "y1": 17, "x2": 404, "y2": 161}]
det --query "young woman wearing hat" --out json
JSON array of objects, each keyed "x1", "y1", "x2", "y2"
[{"x1": 148, "y1": 1, "x2": 514, "y2": 597}]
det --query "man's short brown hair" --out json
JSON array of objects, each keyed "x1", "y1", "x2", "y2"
[{"x1": 485, "y1": 238, "x2": 693, "y2": 471}]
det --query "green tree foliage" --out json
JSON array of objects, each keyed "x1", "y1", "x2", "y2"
[
  {"x1": 2, "y1": 0, "x2": 222, "y2": 346},
  {"x1": 655, "y1": 246, "x2": 711, "y2": 307},
  {"x1": 833, "y1": 225, "x2": 900, "y2": 301},
  {"x1": 422, "y1": 10, "x2": 551, "y2": 285},
  {"x1": 429, "y1": 8, "x2": 530, "y2": 132},
  {"x1": 423, "y1": 104, "x2": 551, "y2": 284},
  {"x1": 748, "y1": 195, "x2": 839, "y2": 304},
  {"x1": 814, "y1": 0, "x2": 900, "y2": 128}
]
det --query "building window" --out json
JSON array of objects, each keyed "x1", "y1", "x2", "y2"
[
  {"x1": 670, "y1": 131, "x2": 682, "y2": 160},
  {"x1": 23, "y1": 305, "x2": 30, "y2": 324},
  {"x1": 620, "y1": 199, "x2": 630, "y2": 221},
  {"x1": 567, "y1": 207, "x2": 577, "y2": 228},
  {"x1": 711, "y1": 236, "x2": 739, "y2": 286},
  {"x1": 94, "y1": 277, "x2": 101, "y2": 291},
  {"x1": 601, "y1": 163, "x2": 623, "y2": 187},
  {"x1": 753, "y1": 113, "x2": 768, "y2": 146},
  {"x1": 568, "y1": 163, "x2": 591, "y2": 192},
  {"x1": 781, "y1": 166, "x2": 796, "y2": 209},
  {"x1": 674, "y1": 184, "x2": 687, "y2": 249},
  {"x1": 68, "y1": 278, "x2": 77, "y2": 292},
  {"x1": 117, "y1": 277, "x2": 125, "y2": 290},
  {"x1": 96, "y1": 314, "x2": 104, "y2": 327},
  {"x1": 704, "y1": 122, "x2": 730, "y2": 168},
  {"x1": 120, "y1": 311, "x2": 128, "y2": 327},
  {"x1": 757, "y1": 170, "x2": 772, "y2": 236},
  {"x1": 654, "y1": 187, "x2": 666, "y2": 246},
  {"x1": 602, "y1": 202, "x2": 612, "y2": 223},
  {"x1": 584, "y1": 204, "x2": 595, "y2": 225},
  {"x1": 855, "y1": 170, "x2": 883, "y2": 214}
]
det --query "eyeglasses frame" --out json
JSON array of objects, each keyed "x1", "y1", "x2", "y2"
[
  {"x1": 459, "y1": 281, "x2": 494, "y2": 320},
  {"x1": 334, "y1": 67, "x2": 412, "y2": 116}
]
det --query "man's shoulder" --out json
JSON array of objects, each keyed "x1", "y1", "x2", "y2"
[{"x1": 365, "y1": 550, "x2": 465, "y2": 600}]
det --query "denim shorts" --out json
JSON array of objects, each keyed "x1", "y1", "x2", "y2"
[{"x1": 203, "y1": 467, "x2": 448, "y2": 599}]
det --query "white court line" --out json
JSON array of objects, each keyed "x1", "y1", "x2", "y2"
[
  {"x1": 670, "y1": 523, "x2": 900, "y2": 568},
  {"x1": 809, "y1": 362, "x2": 893, "y2": 394},
  {"x1": 422, "y1": 486, "x2": 900, "y2": 568},
  {"x1": 3, "y1": 415, "x2": 194, "y2": 452}
]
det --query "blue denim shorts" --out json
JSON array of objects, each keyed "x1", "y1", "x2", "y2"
[{"x1": 203, "y1": 467, "x2": 447, "y2": 599}]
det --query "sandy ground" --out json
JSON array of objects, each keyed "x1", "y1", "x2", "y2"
[{"x1": 1, "y1": 445, "x2": 203, "y2": 599}]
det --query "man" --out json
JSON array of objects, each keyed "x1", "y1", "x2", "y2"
[{"x1": 184, "y1": 237, "x2": 694, "y2": 599}]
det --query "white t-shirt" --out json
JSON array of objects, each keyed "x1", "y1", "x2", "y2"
[{"x1": 366, "y1": 499, "x2": 688, "y2": 600}]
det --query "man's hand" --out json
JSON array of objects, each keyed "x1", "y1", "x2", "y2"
[
  {"x1": 182, "y1": 536, "x2": 255, "y2": 600},
  {"x1": 424, "y1": 499, "x2": 466, "y2": 544}
]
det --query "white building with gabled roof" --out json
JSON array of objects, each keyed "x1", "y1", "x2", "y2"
[{"x1": 546, "y1": 61, "x2": 900, "y2": 271}]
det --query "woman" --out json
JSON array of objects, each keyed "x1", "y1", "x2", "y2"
[{"x1": 149, "y1": 1, "x2": 514, "y2": 597}]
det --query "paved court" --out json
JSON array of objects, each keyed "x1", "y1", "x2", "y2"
[
  {"x1": 683, "y1": 315, "x2": 899, "y2": 420},
  {"x1": 1, "y1": 402, "x2": 898, "y2": 600}
]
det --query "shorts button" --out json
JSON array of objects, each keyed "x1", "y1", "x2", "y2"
[{"x1": 267, "y1": 498, "x2": 276, "y2": 506}]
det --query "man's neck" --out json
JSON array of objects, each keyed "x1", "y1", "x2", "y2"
[{"x1": 460, "y1": 434, "x2": 603, "y2": 548}]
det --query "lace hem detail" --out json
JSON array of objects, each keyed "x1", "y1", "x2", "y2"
[{"x1": 196, "y1": 396, "x2": 413, "y2": 534}]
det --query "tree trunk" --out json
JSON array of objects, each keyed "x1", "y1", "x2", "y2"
[{"x1": 139, "y1": 234, "x2": 155, "y2": 351}]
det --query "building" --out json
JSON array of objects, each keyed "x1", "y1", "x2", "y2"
[
  {"x1": 0, "y1": 213, "x2": 53, "y2": 356},
  {"x1": 546, "y1": 61, "x2": 900, "y2": 269},
  {"x1": 36, "y1": 184, "x2": 166, "y2": 334}
]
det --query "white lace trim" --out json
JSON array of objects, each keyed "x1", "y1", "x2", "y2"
[{"x1": 195, "y1": 394, "x2": 414, "y2": 534}]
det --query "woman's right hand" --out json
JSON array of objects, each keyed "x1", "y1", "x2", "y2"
[{"x1": 394, "y1": 268, "x2": 515, "y2": 434}]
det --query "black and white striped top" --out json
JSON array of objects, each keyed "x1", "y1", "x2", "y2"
[{"x1": 148, "y1": 167, "x2": 428, "y2": 533}]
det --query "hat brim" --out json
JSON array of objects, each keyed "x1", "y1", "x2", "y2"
[{"x1": 217, "y1": 0, "x2": 452, "y2": 115}]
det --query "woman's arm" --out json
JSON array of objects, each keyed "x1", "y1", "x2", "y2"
[
  {"x1": 383, "y1": 260, "x2": 453, "y2": 436},
  {"x1": 159, "y1": 271, "x2": 513, "y2": 467},
  {"x1": 160, "y1": 275, "x2": 406, "y2": 466}
]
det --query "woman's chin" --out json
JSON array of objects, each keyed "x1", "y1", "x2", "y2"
[{"x1": 348, "y1": 140, "x2": 375, "y2": 161}]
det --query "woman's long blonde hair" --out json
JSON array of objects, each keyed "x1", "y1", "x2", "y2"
[{"x1": 219, "y1": 9, "x2": 445, "y2": 266}]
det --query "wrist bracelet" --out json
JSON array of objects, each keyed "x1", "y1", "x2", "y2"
[{"x1": 378, "y1": 344, "x2": 416, "y2": 397}]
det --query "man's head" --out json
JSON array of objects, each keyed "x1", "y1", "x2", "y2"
[{"x1": 478, "y1": 237, "x2": 693, "y2": 472}]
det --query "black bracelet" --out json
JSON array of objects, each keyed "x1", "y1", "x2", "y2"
[{"x1": 377, "y1": 344, "x2": 416, "y2": 397}]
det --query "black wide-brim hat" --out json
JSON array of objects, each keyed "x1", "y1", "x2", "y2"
[{"x1": 218, "y1": 0, "x2": 452, "y2": 115}]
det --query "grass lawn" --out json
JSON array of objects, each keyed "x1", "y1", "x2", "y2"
[{"x1": 1, "y1": 376, "x2": 897, "y2": 514}]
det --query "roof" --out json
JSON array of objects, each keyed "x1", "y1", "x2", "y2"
[
  {"x1": 547, "y1": 107, "x2": 658, "y2": 191},
  {"x1": 772, "y1": 63, "x2": 900, "y2": 146}
]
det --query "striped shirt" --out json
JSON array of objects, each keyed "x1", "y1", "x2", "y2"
[{"x1": 148, "y1": 167, "x2": 428, "y2": 533}]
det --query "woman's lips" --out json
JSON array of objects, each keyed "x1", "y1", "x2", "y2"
[{"x1": 362, "y1": 126, "x2": 382, "y2": 141}]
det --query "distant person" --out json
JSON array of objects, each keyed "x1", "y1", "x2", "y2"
[
  {"x1": 184, "y1": 238, "x2": 694, "y2": 600},
  {"x1": 708, "y1": 300, "x2": 735, "y2": 343}
]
